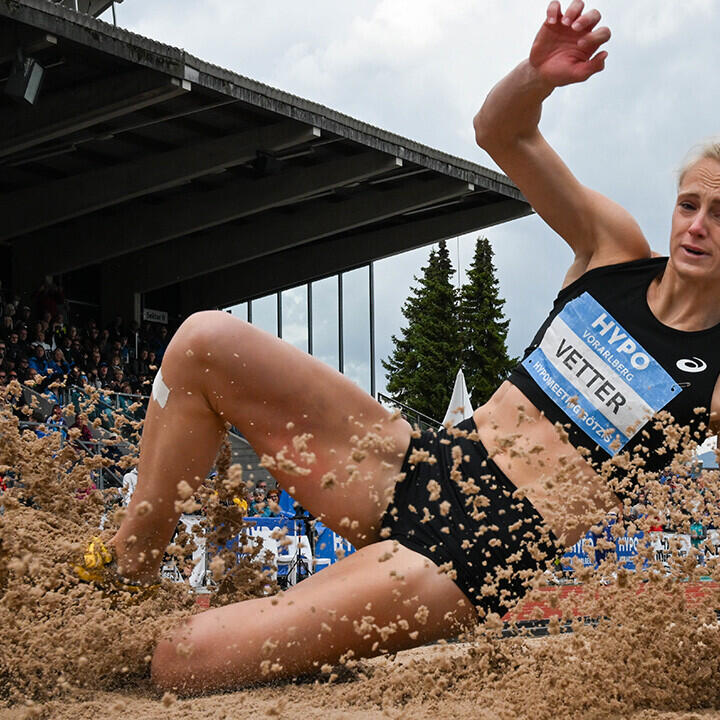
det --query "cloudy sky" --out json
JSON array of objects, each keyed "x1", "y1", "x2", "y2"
[{"x1": 107, "y1": 0, "x2": 719, "y2": 399}]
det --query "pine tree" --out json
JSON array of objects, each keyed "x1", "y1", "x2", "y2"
[
  {"x1": 459, "y1": 236, "x2": 516, "y2": 407},
  {"x1": 382, "y1": 241, "x2": 461, "y2": 420}
]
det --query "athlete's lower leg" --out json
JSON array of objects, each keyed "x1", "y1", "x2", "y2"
[{"x1": 110, "y1": 314, "x2": 229, "y2": 583}]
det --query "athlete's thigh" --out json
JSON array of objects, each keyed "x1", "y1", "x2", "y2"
[
  {"x1": 190, "y1": 315, "x2": 413, "y2": 546},
  {"x1": 152, "y1": 540, "x2": 476, "y2": 693}
]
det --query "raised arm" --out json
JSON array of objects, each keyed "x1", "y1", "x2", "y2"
[{"x1": 473, "y1": 1, "x2": 649, "y2": 283}]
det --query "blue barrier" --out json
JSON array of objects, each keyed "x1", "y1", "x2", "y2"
[{"x1": 560, "y1": 529, "x2": 699, "y2": 573}]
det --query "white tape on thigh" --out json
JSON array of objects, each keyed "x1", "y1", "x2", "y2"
[{"x1": 152, "y1": 368, "x2": 170, "y2": 408}]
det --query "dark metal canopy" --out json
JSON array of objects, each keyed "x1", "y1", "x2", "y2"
[{"x1": 0, "y1": 0, "x2": 531, "y2": 324}]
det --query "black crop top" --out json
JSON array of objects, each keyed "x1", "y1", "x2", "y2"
[{"x1": 508, "y1": 257, "x2": 720, "y2": 473}]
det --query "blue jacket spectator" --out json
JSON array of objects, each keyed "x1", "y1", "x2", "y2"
[
  {"x1": 47, "y1": 348, "x2": 72, "y2": 379},
  {"x1": 28, "y1": 344, "x2": 51, "y2": 375}
]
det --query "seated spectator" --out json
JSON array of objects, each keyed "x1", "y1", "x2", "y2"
[
  {"x1": 110, "y1": 369, "x2": 125, "y2": 394},
  {"x1": 67, "y1": 365, "x2": 87, "y2": 389},
  {"x1": 28, "y1": 343, "x2": 51, "y2": 376},
  {"x1": 0, "y1": 369, "x2": 7, "y2": 386},
  {"x1": 121, "y1": 467, "x2": 138, "y2": 507},
  {"x1": 32, "y1": 328, "x2": 51, "y2": 353},
  {"x1": 96, "y1": 363, "x2": 111, "y2": 389},
  {"x1": 690, "y1": 520, "x2": 705, "y2": 549},
  {"x1": 265, "y1": 489, "x2": 284, "y2": 518},
  {"x1": 70, "y1": 416, "x2": 94, "y2": 444},
  {"x1": 249, "y1": 488, "x2": 268, "y2": 517},
  {"x1": 68, "y1": 338, "x2": 86, "y2": 367},
  {"x1": 135, "y1": 373, "x2": 151, "y2": 394},
  {"x1": 5, "y1": 331, "x2": 24, "y2": 365},
  {"x1": 48, "y1": 348, "x2": 71, "y2": 379},
  {"x1": 118, "y1": 335, "x2": 131, "y2": 366},
  {"x1": 16, "y1": 325, "x2": 29, "y2": 355},
  {"x1": 45, "y1": 404, "x2": 68, "y2": 440},
  {"x1": 50, "y1": 314, "x2": 68, "y2": 348},
  {"x1": 86, "y1": 367, "x2": 99, "y2": 389},
  {"x1": 15, "y1": 357, "x2": 31, "y2": 384},
  {"x1": 147, "y1": 350, "x2": 158, "y2": 374},
  {"x1": 151, "y1": 326, "x2": 170, "y2": 362},
  {"x1": 86, "y1": 346, "x2": 102, "y2": 373},
  {"x1": 132, "y1": 348, "x2": 150, "y2": 378},
  {"x1": 85, "y1": 326, "x2": 100, "y2": 353},
  {"x1": 109, "y1": 352, "x2": 123, "y2": 374},
  {"x1": 58, "y1": 334, "x2": 73, "y2": 359}
]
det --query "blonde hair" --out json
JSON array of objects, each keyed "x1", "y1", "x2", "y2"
[{"x1": 678, "y1": 138, "x2": 720, "y2": 187}]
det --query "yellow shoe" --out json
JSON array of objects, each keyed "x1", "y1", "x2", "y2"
[
  {"x1": 74, "y1": 536, "x2": 113, "y2": 584},
  {"x1": 73, "y1": 537, "x2": 158, "y2": 597}
]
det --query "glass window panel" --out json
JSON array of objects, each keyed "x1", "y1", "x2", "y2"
[
  {"x1": 311, "y1": 276, "x2": 339, "y2": 371},
  {"x1": 250, "y1": 294, "x2": 278, "y2": 336},
  {"x1": 342, "y1": 266, "x2": 371, "y2": 393},
  {"x1": 226, "y1": 302, "x2": 248, "y2": 322},
  {"x1": 373, "y1": 246, "x2": 432, "y2": 395},
  {"x1": 281, "y1": 286, "x2": 308, "y2": 353}
]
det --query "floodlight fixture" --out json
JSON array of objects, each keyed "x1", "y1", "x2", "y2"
[{"x1": 4, "y1": 49, "x2": 45, "y2": 105}]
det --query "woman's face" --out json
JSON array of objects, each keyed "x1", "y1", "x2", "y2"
[{"x1": 670, "y1": 158, "x2": 720, "y2": 281}]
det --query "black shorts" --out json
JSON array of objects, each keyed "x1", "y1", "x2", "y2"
[{"x1": 380, "y1": 417, "x2": 560, "y2": 618}]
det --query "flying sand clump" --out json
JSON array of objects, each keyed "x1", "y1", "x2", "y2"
[{"x1": 3, "y1": 379, "x2": 720, "y2": 717}]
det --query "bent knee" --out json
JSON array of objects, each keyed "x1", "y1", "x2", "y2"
[{"x1": 166, "y1": 311, "x2": 246, "y2": 363}]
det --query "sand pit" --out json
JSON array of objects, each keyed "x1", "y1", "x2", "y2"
[
  {"x1": 4, "y1": 384, "x2": 720, "y2": 720},
  {"x1": 3, "y1": 639, "x2": 720, "y2": 720}
]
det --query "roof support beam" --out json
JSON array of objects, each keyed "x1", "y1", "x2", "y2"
[
  {"x1": 21, "y1": 149, "x2": 394, "y2": 275},
  {"x1": 0, "y1": 69, "x2": 187, "y2": 160},
  {"x1": 115, "y1": 175, "x2": 472, "y2": 292},
  {"x1": 174, "y1": 199, "x2": 531, "y2": 313},
  {"x1": 2, "y1": 120, "x2": 319, "y2": 244}
]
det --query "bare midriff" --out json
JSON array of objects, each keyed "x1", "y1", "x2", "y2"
[{"x1": 472, "y1": 381, "x2": 619, "y2": 546}]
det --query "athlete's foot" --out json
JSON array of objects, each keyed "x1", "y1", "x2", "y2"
[{"x1": 111, "y1": 533, "x2": 165, "y2": 587}]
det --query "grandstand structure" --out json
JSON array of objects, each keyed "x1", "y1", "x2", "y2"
[{"x1": 0, "y1": 0, "x2": 531, "y2": 329}]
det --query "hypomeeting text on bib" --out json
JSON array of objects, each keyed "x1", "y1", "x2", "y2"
[{"x1": 524, "y1": 292, "x2": 680, "y2": 455}]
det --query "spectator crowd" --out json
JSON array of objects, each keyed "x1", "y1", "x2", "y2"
[{"x1": 0, "y1": 292, "x2": 174, "y2": 399}]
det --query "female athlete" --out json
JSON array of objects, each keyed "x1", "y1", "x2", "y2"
[{"x1": 77, "y1": 0, "x2": 720, "y2": 693}]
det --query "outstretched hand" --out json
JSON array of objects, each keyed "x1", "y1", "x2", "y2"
[{"x1": 529, "y1": 0, "x2": 610, "y2": 87}]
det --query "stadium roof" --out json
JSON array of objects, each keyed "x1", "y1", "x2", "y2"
[{"x1": 0, "y1": 0, "x2": 531, "y2": 321}]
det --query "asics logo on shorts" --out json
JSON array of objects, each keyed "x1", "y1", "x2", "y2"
[{"x1": 676, "y1": 357, "x2": 707, "y2": 373}]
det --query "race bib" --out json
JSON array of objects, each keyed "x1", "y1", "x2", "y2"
[{"x1": 524, "y1": 292, "x2": 680, "y2": 455}]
